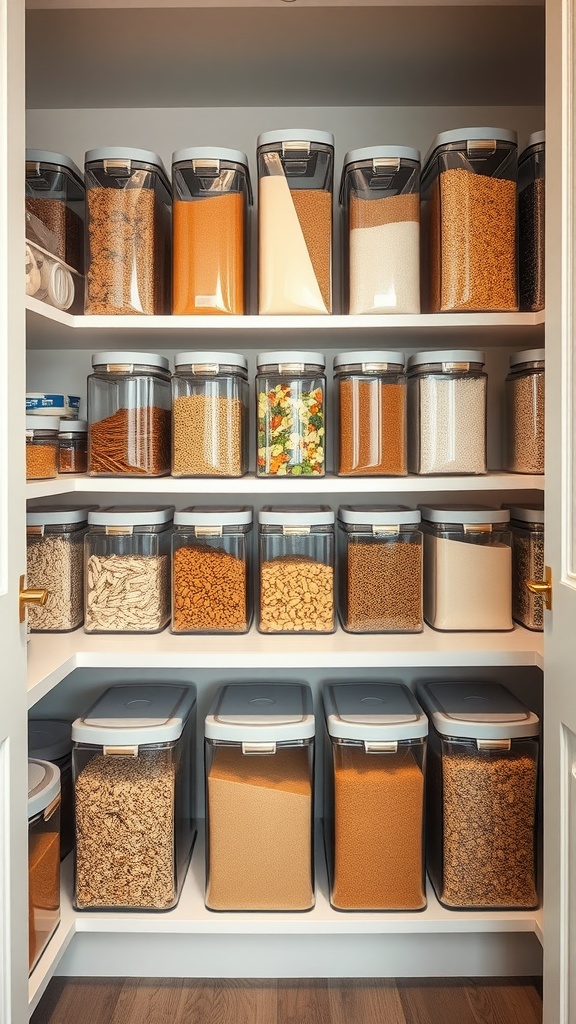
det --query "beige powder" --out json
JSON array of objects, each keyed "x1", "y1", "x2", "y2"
[
  {"x1": 424, "y1": 534, "x2": 512, "y2": 631},
  {"x1": 259, "y1": 174, "x2": 328, "y2": 314}
]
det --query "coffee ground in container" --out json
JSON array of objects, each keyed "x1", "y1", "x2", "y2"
[{"x1": 519, "y1": 176, "x2": 545, "y2": 312}]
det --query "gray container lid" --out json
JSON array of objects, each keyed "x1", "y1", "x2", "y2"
[
  {"x1": 419, "y1": 504, "x2": 510, "y2": 525},
  {"x1": 28, "y1": 759, "x2": 60, "y2": 819},
  {"x1": 257, "y1": 129, "x2": 334, "y2": 149},
  {"x1": 26, "y1": 149, "x2": 84, "y2": 185},
  {"x1": 338, "y1": 505, "x2": 420, "y2": 527},
  {"x1": 205, "y1": 683, "x2": 314, "y2": 741},
  {"x1": 58, "y1": 420, "x2": 88, "y2": 434},
  {"x1": 259, "y1": 505, "x2": 334, "y2": 527},
  {"x1": 26, "y1": 415, "x2": 60, "y2": 431},
  {"x1": 333, "y1": 350, "x2": 405, "y2": 369},
  {"x1": 520, "y1": 131, "x2": 545, "y2": 158},
  {"x1": 71, "y1": 684, "x2": 196, "y2": 746},
  {"x1": 91, "y1": 351, "x2": 169, "y2": 371},
  {"x1": 416, "y1": 681, "x2": 539, "y2": 739},
  {"x1": 342, "y1": 145, "x2": 421, "y2": 167},
  {"x1": 88, "y1": 505, "x2": 174, "y2": 527},
  {"x1": 85, "y1": 147, "x2": 168, "y2": 180},
  {"x1": 174, "y1": 506, "x2": 253, "y2": 527},
  {"x1": 509, "y1": 348, "x2": 545, "y2": 367},
  {"x1": 503, "y1": 503, "x2": 545, "y2": 525},
  {"x1": 28, "y1": 720, "x2": 72, "y2": 762},
  {"x1": 323, "y1": 683, "x2": 428, "y2": 741},
  {"x1": 257, "y1": 350, "x2": 325, "y2": 369},
  {"x1": 423, "y1": 127, "x2": 518, "y2": 169},
  {"x1": 408, "y1": 350, "x2": 485, "y2": 369},
  {"x1": 172, "y1": 147, "x2": 249, "y2": 169},
  {"x1": 174, "y1": 351, "x2": 247, "y2": 371},
  {"x1": 27, "y1": 504, "x2": 97, "y2": 526}
]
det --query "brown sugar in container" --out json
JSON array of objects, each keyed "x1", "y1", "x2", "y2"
[
  {"x1": 28, "y1": 759, "x2": 61, "y2": 973},
  {"x1": 334, "y1": 351, "x2": 407, "y2": 477}
]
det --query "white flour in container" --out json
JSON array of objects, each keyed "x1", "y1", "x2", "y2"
[
  {"x1": 349, "y1": 220, "x2": 420, "y2": 314},
  {"x1": 424, "y1": 534, "x2": 512, "y2": 630}
]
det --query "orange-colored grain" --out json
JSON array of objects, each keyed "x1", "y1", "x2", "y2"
[{"x1": 173, "y1": 194, "x2": 245, "y2": 315}]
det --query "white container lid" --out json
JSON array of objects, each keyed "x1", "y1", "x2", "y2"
[
  {"x1": 85, "y1": 148, "x2": 168, "y2": 179},
  {"x1": 58, "y1": 420, "x2": 88, "y2": 434},
  {"x1": 257, "y1": 351, "x2": 325, "y2": 368},
  {"x1": 419, "y1": 504, "x2": 510, "y2": 525},
  {"x1": 333, "y1": 351, "x2": 405, "y2": 369},
  {"x1": 174, "y1": 506, "x2": 253, "y2": 527},
  {"x1": 88, "y1": 505, "x2": 174, "y2": 526},
  {"x1": 423, "y1": 127, "x2": 518, "y2": 168},
  {"x1": 416, "y1": 681, "x2": 539, "y2": 739},
  {"x1": 172, "y1": 147, "x2": 249, "y2": 169},
  {"x1": 26, "y1": 149, "x2": 84, "y2": 185},
  {"x1": 26, "y1": 415, "x2": 60, "y2": 431},
  {"x1": 343, "y1": 146, "x2": 420, "y2": 167},
  {"x1": 174, "y1": 351, "x2": 247, "y2": 371},
  {"x1": 509, "y1": 348, "x2": 545, "y2": 367},
  {"x1": 26, "y1": 394, "x2": 81, "y2": 415},
  {"x1": 257, "y1": 129, "x2": 334, "y2": 149},
  {"x1": 338, "y1": 505, "x2": 420, "y2": 526},
  {"x1": 28, "y1": 720, "x2": 72, "y2": 762},
  {"x1": 28, "y1": 759, "x2": 60, "y2": 819},
  {"x1": 324, "y1": 683, "x2": 428, "y2": 741},
  {"x1": 71, "y1": 684, "x2": 196, "y2": 746},
  {"x1": 503, "y1": 503, "x2": 545, "y2": 525},
  {"x1": 91, "y1": 351, "x2": 169, "y2": 370},
  {"x1": 259, "y1": 505, "x2": 335, "y2": 527},
  {"x1": 27, "y1": 504, "x2": 96, "y2": 526},
  {"x1": 205, "y1": 683, "x2": 314, "y2": 741},
  {"x1": 408, "y1": 350, "x2": 485, "y2": 369}
]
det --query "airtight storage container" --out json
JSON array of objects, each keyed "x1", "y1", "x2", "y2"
[
  {"x1": 519, "y1": 132, "x2": 545, "y2": 312},
  {"x1": 421, "y1": 128, "x2": 518, "y2": 312},
  {"x1": 334, "y1": 351, "x2": 406, "y2": 476},
  {"x1": 88, "y1": 351, "x2": 171, "y2": 477},
  {"x1": 58, "y1": 420, "x2": 88, "y2": 474},
  {"x1": 417, "y1": 681, "x2": 539, "y2": 910},
  {"x1": 340, "y1": 147, "x2": 420, "y2": 314},
  {"x1": 506, "y1": 503, "x2": 545, "y2": 631},
  {"x1": 505, "y1": 349, "x2": 545, "y2": 474},
  {"x1": 256, "y1": 351, "x2": 325, "y2": 477},
  {"x1": 323, "y1": 682, "x2": 427, "y2": 911},
  {"x1": 172, "y1": 351, "x2": 248, "y2": 477},
  {"x1": 172, "y1": 148, "x2": 252, "y2": 315},
  {"x1": 27, "y1": 504, "x2": 95, "y2": 632},
  {"x1": 258, "y1": 506, "x2": 335, "y2": 633},
  {"x1": 28, "y1": 759, "x2": 60, "y2": 972},
  {"x1": 72, "y1": 684, "x2": 196, "y2": 911},
  {"x1": 84, "y1": 148, "x2": 171, "y2": 315},
  {"x1": 205, "y1": 682, "x2": 315, "y2": 911},
  {"x1": 257, "y1": 129, "x2": 334, "y2": 314},
  {"x1": 172, "y1": 506, "x2": 253, "y2": 634},
  {"x1": 420, "y1": 505, "x2": 513, "y2": 631},
  {"x1": 26, "y1": 416, "x2": 59, "y2": 480},
  {"x1": 337, "y1": 505, "x2": 422, "y2": 633},
  {"x1": 29, "y1": 721, "x2": 73, "y2": 861},
  {"x1": 26, "y1": 150, "x2": 85, "y2": 272}
]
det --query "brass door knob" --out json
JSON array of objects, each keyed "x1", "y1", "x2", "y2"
[
  {"x1": 526, "y1": 566, "x2": 553, "y2": 611},
  {"x1": 19, "y1": 574, "x2": 48, "y2": 622}
]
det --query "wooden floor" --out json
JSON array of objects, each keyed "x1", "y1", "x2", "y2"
[{"x1": 32, "y1": 977, "x2": 543, "y2": 1024}]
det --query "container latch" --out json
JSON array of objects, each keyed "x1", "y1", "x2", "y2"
[
  {"x1": 463, "y1": 524, "x2": 492, "y2": 534},
  {"x1": 195, "y1": 526, "x2": 223, "y2": 537},
  {"x1": 43, "y1": 795, "x2": 61, "y2": 823},
  {"x1": 364, "y1": 741, "x2": 398, "y2": 753},
  {"x1": 476, "y1": 739, "x2": 511, "y2": 751},
  {"x1": 26, "y1": 525, "x2": 45, "y2": 537},
  {"x1": 278, "y1": 363, "x2": 306, "y2": 374},
  {"x1": 105, "y1": 363, "x2": 135, "y2": 373},
  {"x1": 105, "y1": 526, "x2": 134, "y2": 536},
  {"x1": 441, "y1": 362, "x2": 471, "y2": 372},
  {"x1": 466, "y1": 140, "x2": 497, "y2": 157},
  {"x1": 103, "y1": 745, "x2": 139, "y2": 757},
  {"x1": 283, "y1": 526, "x2": 311, "y2": 536},
  {"x1": 372, "y1": 526, "x2": 400, "y2": 536},
  {"x1": 242, "y1": 742, "x2": 277, "y2": 755}
]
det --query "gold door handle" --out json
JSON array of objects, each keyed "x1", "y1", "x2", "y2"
[
  {"x1": 526, "y1": 566, "x2": 553, "y2": 611},
  {"x1": 19, "y1": 574, "x2": 48, "y2": 622}
]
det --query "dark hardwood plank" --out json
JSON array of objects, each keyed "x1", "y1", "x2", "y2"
[
  {"x1": 277, "y1": 979, "x2": 331, "y2": 1024},
  {"x1": 398, "y1": 978, "x2": 485, "y2": 1024},
  {"x1": 31, "y1": 977, "x2": 124, "y2": 1024},
  {"x1": 465, "y1": 978, "x2": 542, "y2": 1024},
  {"x1": 210, "y1": 979, "x2": 278, "y2": 1024},
  {"x1": 110, "y1": 979, "x2": 185, "y2": 1024},
  {"x1": 327, "y1": 978, "x2": 406, "y2": 1024}
]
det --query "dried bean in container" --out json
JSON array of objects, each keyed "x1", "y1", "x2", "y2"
[
  {"x1": 259, "y1": 555, "x2": 334, "y2": 633},
  {"x1": 512, "y1": 530, "x2": 545, "y2": 630},
  {"x1": 519, "y1": 177, "x2": 545, "y2": 312},
  {"x1": 172, "y1": 544, "x2": 247, "y2": 633}
]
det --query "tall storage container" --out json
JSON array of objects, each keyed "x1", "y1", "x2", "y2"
[
  {"x1": 323, "y1": 682, "x2": 427, "y2": 911},
  {"x1": 26, "y1": 504, "x2": 95, "y2": 632},
  {"x1": 506, "y1": 503, "x2": 545, "y2": 631},
  {"x1": 172, "y1": 351, "x2": 248, "y2": 477},
  {"x1": 504, "y1": 349, "x2": 545, "y2": 474},
  {"x1": 72, "y1": 684, "x2": 196, "y2": 910},
  {"x1": 334, "y1": 351, "x2": 407, "y2": 477},
  {"x1": 28, "y1": 720, "x2": 73, "y2": 860},
  {"x1": 519, "y1": 132, "x2": 545, "y2": 312},
  {"x1": 257, "y1": 130, "x2": 333, "y2": 314},
  {"x1": 417, "y1": 681, "x2": 539, "y2": 910},
  {"x1": 256, "y1": 351, "x2": 325, "y2": 477},
  {"x1": 28, "y1": 760, "x2": 60, "y2": 972},
  {"x1": 205, "y1": 683, "x2": 315, "y2": 911},
  {"x1": 25, "y1": 150, "x2": 85, "y2": 272}
]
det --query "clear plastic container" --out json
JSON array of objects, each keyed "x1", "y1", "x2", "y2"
[
  {"x1": 28, "y1": 759, "x2": 60, "y2": 972},
  {"x1": 257, "y1": 129, "x2": 333, "y2": 314},
  {"x1": 505, "y1": 503, "x2": 545, "y2": 631},
  {"x1": 172, "y1": 506, "x2": 252, "y2": 634},
  {"x1": 258, "y1": 506, "x2": 335, "y2": 633},
  {"x1": 205, "y1": 683, "x2": 315, "y2": 911},
  {"x1": 323, "y1": 682, "x2": 427, "y2": 911},
  {"x1": 84, "y1": 148, "x2": 171, "y2": 315},
  {"x1": 72, "y1": 684, "x2": 196, "y2": 911},
  {"x1": 25, "y1": 239, "x2": 83, "y2": 313},
  {"x1": 88, "y1": 351, "x2": 171, "y2": 477},
  {"x1": 172, "y1": 352, "x2": 248, "y2": 477},
  {"x1": 26, "y1": 416, "x2": 59, "y2": 480},
  {"x1": 172, "y1": 148, "x2": 252, "y2": 315},
  {"x1": 27, "y1": 504, "x2": 95, "y2": 632},
  {"x1": 28, "y1": 721, "x2": 73, "y2": 861},
  {"x1": 25, "y1": 150, "x2": 85, "y2": 272},
  {"x1": 340, "y1": 147, "x2": 420, "y2": 314},
  {"x1": 84, "y1": 505, "x2": 173, "y2": 633},
  {"x1": 421, "y1": 128, "x2": 518, "y2": 312},
  {"x1": 505, "y1": 349, "x2": 545, "y2": 474},
  {"x1": 337, "y1": 505, "x2": 422, "y2": 633},
  {"x1": 417, "y1": 681, "x2": 539, "y2": 910},
  {"x1": 519, "y1": 132, "x2": 545, "y2": 312},
  {"x1": 334, "y1": 351, "x2": 406, "y2": 476},
  {"x1": 420, "y1": 504, "x2": 513, "y2": 631},
  {"x1": 58, "y1": 420, "x2": 88, "y2": 473},
  {"x1": 407, "y1": 350, "x2": 487, "y2": 475},
  {"x1": 256, "y1": 351, "x2": 325, "y2": 477}
]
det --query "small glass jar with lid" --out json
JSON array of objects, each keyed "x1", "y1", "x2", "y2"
[
  {"x1": 88, "y1": 351, "x2": 171, "y2": 477},
  {"x1": 337, "y1": 505, "x2": 422, "y2": 633},
  {"x1": 171, "y1": 352, "x2": 248, "y2": 477},
  {"x1": 258, "y1": 505, "x2": 335, "y2": 633},
  {"x1": 519, "y1": 131, "x2": 545, "y2": 312},
  {"x1": 256, "y1": 351, "x2": 325, "y2": 477},
  {"x1": 172, "y1": 506, "x2": 253, "y2": 634},
  {"x1": 340, "y1": 146, "x2": 420, "y2": 314},
  {"x1": 504, "y1": 349, "x2": 545, "y2": 474},
  {"x1": 407, "y1": 350, "x2": 487, "y2": 475},
  {"x1": 84, "y1": 505, "x2": 174, "y2": 634},
  {"x1": 505, "y1": 503, "x2": 545, "y2": 631},
  {"x1": 28, "y1": 720, "x2": 74, "y2": 861},
  {"x1": 334, "y1": 350, "x2": 406, "y2": 476},
  {"x1": 27, "y1": 504, "x2": 96, "y2": 632},
  {"x1": 25, "y1": 150, "x2": 85, "y2": 273},
  {"x1": 58, "y1": 420, "x2": 88, "y2": 474},
  {"x1": 420, "y1": 504, "x2": 512, "y2": 632},
  {"x1": 28, "y1": 759, "x2": 61, "y2": 973},
  {"x1": 26, "y1": 416, "x2": 60, "y2": 480}
]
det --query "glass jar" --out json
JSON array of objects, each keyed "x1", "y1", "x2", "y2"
[
  {"x1": 337, "y1": 505, "x2": 422, "y2": 633},
  {"x1": 417, "y1": 681, "x2": 539, "y2": 910},
  {"x1": 171, "y1": 352, "x2": 248, "y2": 477},
  {"x1": 205, "y1": 683, "x2": 315, "y2": 911},
  {"x1": 323, "y1": 682, "x2": 427, "y2": 911},
  {"x1": 84, "y1": 147, "x2": 171, "y2": 315},
  {"x1": 519, "y1": 132, "x2": 545, "y2": 312},
  {"x1": 505, "y1": 349, "x2": 545, "y2": 474},
  {"x1": 72, "y1": 684, "x2": 196, "y2": 911},
  {"x1": 172, "y1": 506, "x2": 253, "y2": 634},
  {"x1": 258, "y1": 505, "x2": 334, "y2": 633},
  {"x1": 334, "y1": 351, "x2": 406, "y2": 476},
  {"x1": 407, "y1": 350, "x2": 487, "y2": 475},
  {"x1": 88, "y1": 351, "x2": 171, "y2": 477},
  {"x1": 58, "y1": 420, "x2": 88, "y2": 473},
  {"x1": 26, "y1": 416, "x2": 59, "y2": 480},
  {"x1": 256, "y1": 351, "x2": 325, "y2": 477},
  {"x1": 340, "y1": 147, "x2": 420, "y2": 314},
  {"x1": 172, "y1": 148, "x2": 252, "y2": 315},
  {"x1": 28, "y1": 720, "x2": 73, "y2": 861},
  {"x1": 506, "y1": 503, "x2": 545, "y2": 631},
  {"x1": 84, "y1": 505, "x2": 173, "y2": 633},
  {"x1": 257, "y1": 129, "x2": 334, "y2": 314},
  {"x1": 25, "y1": 150, "x2": 85, "y2": 272},
  {"x1": 421, "y1": 128, "x2": 518, "y2": 312},
  {"x1": 420, "y1": 504, "x2": 513, "y2": 631},
  {"x1": 27, "y1": 504, "x2": 95, "y2": 632},
  {"x1": 28, "y1": 759, "x2": 60, "y2": 972}
]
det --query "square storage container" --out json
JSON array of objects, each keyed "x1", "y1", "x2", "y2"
[
  {"x1": 25, "y1": 416, "x2": 60, "y2": 480},
  {"x1": 505, "y1": 503, "x2": 545, "y2": 631},
  {"x1": 256, "y1": 351, "x2": 325, "y2": 477},
  {"x1": 28, "y1": 759, "x2": 60, "y2": 972},
  {"x1": 334, "y1": 351, "x2": 406, "y2": 476},
  {"x1": 27, "y1": 504, "x2": 96, "y2": 632},
  {"x1": 28, "y1": 720, "x2": 73, "y2": 861},
  {"x1": 417, "y1": 681, "x2": 539, "y2": 909},
  {"x1": 519, "y1": 132, "x2": 545, "y2": 312},
  {"x1": 323, "y1": 682, "x2": 427, "y2": 911},
  {"x1": 205, "y1": 682, "x2": 315, "y2": 911},
  {"x1": 26, "y1": 150, "x2": 85, "y2": 272},
  {"x1": 72, "y1": 684, "x2": 196, "y2": 910},
  {"x1": 172, "y1": 351, "x2": 248, "y2": 477},
  {"x1": 504, "y1": 349, "x2": 545, "y2": 474},
  {"x1": 58, "y1": 420, "x2": 88, "y2": 474}
]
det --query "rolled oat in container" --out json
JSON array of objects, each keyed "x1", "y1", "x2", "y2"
[{"x1": 27, "y1": 504, "x2": 96, "y2": 632}]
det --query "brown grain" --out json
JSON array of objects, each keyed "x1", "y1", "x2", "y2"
[
  {"x1": 26, "y1": 197, "x2": 83, "y2": 273},
  {"x1": 506, "y1": 370, "x2": 545, "y2": 474},
  {"x1": 172, "y1": 394, "x2": 243, "y2": 477},
  {"x1": 89, "y1": 406, "x2": 171, "y2": 476},
  {"x1": 339, "y1": 379, "x2": 406, "y2": 476},
  {"x1": 26, "y1": 444, "x2": 58, "y2": 480},
  {"x1": 519, "y1": 176, "x2": 545, "y2": 312},
  {"x1": 29, "y1": 830, "x2": 60, "y2": 969},
  {"x1": 291, "y1": 189, "x2": 332, "y2": 312},
  {"x1": 58, "y1": 440, "x2": 88, "y2": 474},
  {"x1": 343, "y1": 539, "x2": 422, "y2": 633},
  {"x1": 172, "y1": 544, "x2": 247, "y2": 633},
  {"x1": 512, "y1": 527, "x2": 545, "y2": 630},
  {"x1": 173, "y1": 194, "x2": 245, "y2": 315},
  {"x1": 349, "y1": 192, "x2": 419, "y2": 231},
  {"x1": 259, "y1": 555, "x2": 334, "y2": 633},
  {"x1": 86, "y1": 187, "x2": 158, "y2": 315}
]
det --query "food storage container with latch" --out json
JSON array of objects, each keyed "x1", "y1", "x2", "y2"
[
  {"x1": 334, "y1": 350, "x2": 406, "y2": 476},
  {"x1": 26, "y1": 150, "x2": 85, "y2": 272},
  {"x1": 26, "y1": 416, "x2": 59, "y2": 480},
  {"x1": 28, "y1": 720, "x2": 73, "y2": 860},
  {"x1": 172, "y1": 351, "x2": 248, "y2": 477},
  {"x1": 505, "y1": 503, "x2": 545, "y2": 631},
  {"x1": 519, "y1": 131, "x2": 545, "y2": 312},
  {"x1": 256, "y1": 351, "x2": 325, "y2": 477},
  {"x1": 28, "y1": 759, "x2": 60, "y2": 972},
  {"x1": 27, "y1": 504, "x2": 96, "y2": 632},
  {"x1": 58, "y1": 420, "x2": 88, "y2": 473},
  {"x1": 504, "y1": 349, "x2": 545, "y2": 474}
]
